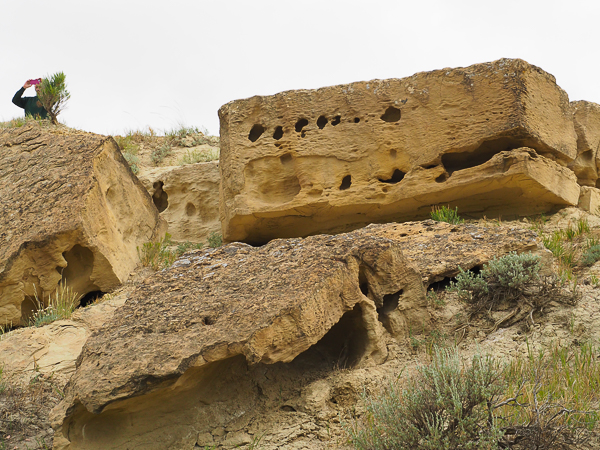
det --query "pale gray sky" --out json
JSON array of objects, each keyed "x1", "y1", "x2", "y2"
[{"x1": 3, "y1": 0, "x2": 599, "y2": 136}]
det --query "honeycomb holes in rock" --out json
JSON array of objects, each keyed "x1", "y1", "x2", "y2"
[
  {"x1": 248, "y1": 124, "x2": 265, "y2": 142},
  {"x1": 340, "y1": 175, "x2": 352, "y2": 190},
  {"x1": 378, "y1": 169, "x2": 405, "y2": 184},
  {"x1": 380, "y1": 106, "x2": 401, "y2": 122},
  {"x1": 152, "y1": 181, "x2": 169, "y2": 213}
]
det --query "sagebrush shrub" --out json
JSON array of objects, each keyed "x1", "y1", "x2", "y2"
[{"x1": 346, "y1": 348, "x2": 504, "y2": 450}]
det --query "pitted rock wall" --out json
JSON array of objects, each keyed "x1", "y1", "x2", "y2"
[{"x1": 219, "y1": 58, "x2": 580, "y2": 244}]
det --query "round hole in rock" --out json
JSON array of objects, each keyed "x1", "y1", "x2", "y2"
[
  {"x1": 435, "y1": 174, "x2": 448, "y2": 183},
  {"x1": 295, "y1": 118, "x2": 309, "y2": 132},
  {"x1": 340, "y1": 175, "x2": 352, "y2": 190},
  {"x1": 378, "y1": 169, "x2": 405, "y2": 184},
  {"x1": 203, "y1": 316, "x2": 215, "y2": 325},
  {"x1": 380, "y1": 106, "x2": 401, "y2": 122},
  {"x1": 317, "y1": 115, "x2": 328, "y2": 129},
  {"x1": 331, "y1": 115, "x2": 341, "y2": 126},
  {"x1": 185, "y1": 202, "x2": 196, "y2": 216},
  {"x1": 280, "y1": 405, "x2": 296, "y2": 412},
  {"x1": 152, "y1": 181, "x2": 169, "y2": 212},
  {"x1": 273, "y1": 126, "x2": 284, "y2": 140},
  {"x1": 301, "y1": 131, "x2": 306, "y2": 138},
  {"x1": 248, "y1": 124, "x2": 265, "y2": 142},
  {"x1": 354, "y1": 117, "x2": 360, "y2": 123},
  {"x1": 280, "y1": 153, "x2": 293, "y2": 164}
]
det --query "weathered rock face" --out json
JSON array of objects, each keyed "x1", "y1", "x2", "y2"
[
  {"x1": 50, "y1": 221, "x2": 543, "y2": 449},
  {"x1": 570, "y1": 100, "x2": 600, "y2": 187},
  {"x1": 138, "y1": 161, "x2": 220, "y2": 243},
  {"x1": 219, "y1": 58, "x2": 579, "y2": 244},
  {"x1": 0, "y1": 125, "x2": 166, "y2": 325},
  {"x1": 52, "y1": 227, "x2": 427, "y2": 449}
]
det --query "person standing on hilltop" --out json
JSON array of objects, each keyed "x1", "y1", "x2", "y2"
[{"x1": 12, "y1": 79, "x2": 49, "y2": 119}]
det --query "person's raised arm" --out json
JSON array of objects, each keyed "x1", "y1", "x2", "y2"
[{"x1": 12, "y1": 81, "x2": 30, "y2": 108}]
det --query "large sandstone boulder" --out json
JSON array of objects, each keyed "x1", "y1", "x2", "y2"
[
  {"x1": 0, "y1": 125, "x2": 166, "y2": 326},
  {"x1": 219, "y1": 58, "x2": 579, "y2": 244},
  {"x1": 138, "y1": 161, "x2": 220, "y2": 243},
  {"x1": 52, "y1": 227, "x2": 427, "y2": 449},
  {"x1": 50, "y1": 221, "x2": 542, "y2": 449}
]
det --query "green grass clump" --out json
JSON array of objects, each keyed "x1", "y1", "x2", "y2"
[
  {"x1": 430, "y1": 205, "x2": 464, "y2": 224},
  {"x1": 138, "y1": 234, "x2": 204, "y2": 270},
  {"x1": 0, "y1": 116, "x2": 53, "y2": 128},
  {"x1": 29, "y1": 282, "x2": 79, "y2": 327},
  {"x1": 178, "y1": 148, "x2": 220, "y2": 165},
  {"x1": 151, "y1": 144, "x2": 172, "y2": 165}
]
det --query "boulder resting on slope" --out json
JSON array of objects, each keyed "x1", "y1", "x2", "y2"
[{"x1": 0, "y1": 125, "x2": 166, "y2": 326}]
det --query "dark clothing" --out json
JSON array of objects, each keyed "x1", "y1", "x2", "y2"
[{"x1": 12, "y1": 87, "x2": 48, "y2": 119}]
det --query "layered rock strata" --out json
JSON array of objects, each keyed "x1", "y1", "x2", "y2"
[
  {"x1": 0, "y1": 125, "x2": 166, "y2": 325},
  {"x1": 219, "y1": 58, "x2": 580, "y2": 244},
  {"x1": 52, "y1": 227, "x2": 428, "y2": 449},
  {"x1": 138, "y1": 161, "x2": 220, "y2": 243}
]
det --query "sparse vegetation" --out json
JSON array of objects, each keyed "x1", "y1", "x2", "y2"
[
  {"x1": 177, "y1": 148, "x2": 220, "y2": 165},
  {"x1": 447, "y1": 252, "x2": 577, "y2": 328},
  {"x1": 346, "y1": 344, "x2": 600, "y2": 450},
  {"x1": 29, "y1": 282, "x2": 79, "y2": 327},
  {"x1": 151, "y1": 144, "x2": 172, "y2": 166},
  {"x1": 138, "y1": 233, "x2": 204, "y2": 270},
  {"x1": 37, "y1": 72, "x2": 70, "y2": 125},
  {"x1": 207, "y1": 232, "x2": 223, "y2": 248},
  {"x1": 430, "y1": 205, "x2": 464, "y2": 224},
  {"x1": 426, "y1": 288, "x2": 445, "y2": 309},
  {"x1": 0, "y1": 116, "x2": 53, "y2": 129}
]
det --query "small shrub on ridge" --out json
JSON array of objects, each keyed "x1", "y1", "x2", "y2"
[{"x1": 430, "y1": 205, "x2": 463, "y2": 224}]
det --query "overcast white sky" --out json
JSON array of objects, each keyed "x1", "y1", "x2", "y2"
[{"x1": 2, "y1": 0, "x2": 599, "y2": 137}]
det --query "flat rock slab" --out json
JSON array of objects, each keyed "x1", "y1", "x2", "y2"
[
  {"x1": 219, "y1": 58, "x2": 579, "y2": 244},
  {"x1": 0, "y1": 124, "x2": 166, "y2": 325}
]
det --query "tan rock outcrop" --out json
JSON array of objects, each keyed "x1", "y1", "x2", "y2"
[
  {"x1": 0, "y1": 294, "x2": 126, "y2": 388},
  {"x1": 138, "y1": 161, "x2": 220, "y2": 243},
  {"x1": 219, "y1": 58, "x2": 578, "y2": 244},
  {"x1": 569, "y1": 100, "x2": 600, "y2": 187},
  {"x1": 50, "y1": 221, "x2": 542, "y2": 449},
  {"x1": 0, "y1": 125, "x2": 166, "y2": 326},
  {"x1": 52, "y1": 227, "x2": 427, "y2": 449}
]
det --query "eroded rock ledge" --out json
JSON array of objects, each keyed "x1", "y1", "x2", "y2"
[
  {"x1": 50, "y1": 221, "x2": 542, "y2": 449},
  {"x1": 0, "y1": 125, "x2": 166, "y2": 325}
]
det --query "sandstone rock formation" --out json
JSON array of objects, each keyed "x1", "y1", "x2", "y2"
[
  {"x1": 50, "y1": 221, "x2": 542, "y2": 449},
  {"x1": 52, "y1": 227, "x2": 428, "y2": 449},
  {"x1": 138, "y1": 161, "x2": 220, "y2": 243},
  {"x1": 219, "y1": 58, "x2": 582, "y2": 244},
  {"x1": 0, "y1": 125, "x2": 166, "y2": 326},
  {"x1": 569, "y1": 100, "x2": 600, "y2": 187}
]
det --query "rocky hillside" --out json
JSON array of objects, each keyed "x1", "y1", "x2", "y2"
[{"x1": 2, "y1": 58, "x2": 600, "y2": 449}]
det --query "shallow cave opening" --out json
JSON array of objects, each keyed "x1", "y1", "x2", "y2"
[
  {"x1": 152, "y1": 181, "x2": 169, "y2": 213},
  {"x1": 79, "y1": 290, "x2": 106, "y2": 307},
  {"x1": 317, "y1": 115, "x2": 328, "y2": 129},
  {"x1": 378, "y1": 169, "x2": 405, "y2": 184},
  {"x1": 296, "y1": 303, "x2": 370, "y2": 370},
  {"x1": 295, "y1": 118, "x2": 309, "y2": 132},
  {"x1": 441, "y1": 137, "x2": 523, "y2": 176}
]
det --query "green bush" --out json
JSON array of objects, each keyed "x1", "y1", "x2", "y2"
[
  {"x1": 151, "y1": 144, "x2": 172, "y2": 165},
  {"x1": 138, "y1": 234, "x2": 204, "y2": 270},
  {"x1": 346, "y1": 348, "x2": 504, "y2": 450},
  {"x1": 178, "y1": 148, "x2": 220, "y2": 165},
  {"x1": 38, "y1": 72, "x2": 70, "y2": 125},
  {"x1": 207, "y1": 232, "x2": 223, "y2": 248},
  {"x1": 430, "y1": 205, "x2": 463, "y2": 224},
  {"x1": 447, "y1": 252, "x2": 541, "y2": 309}
]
